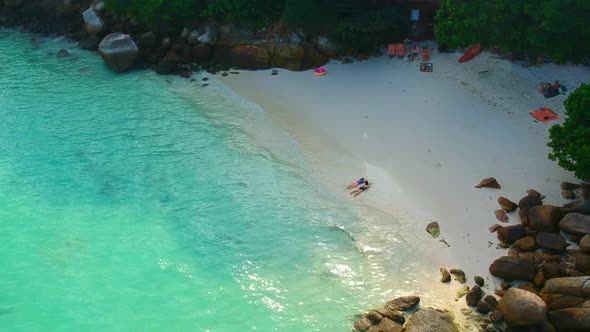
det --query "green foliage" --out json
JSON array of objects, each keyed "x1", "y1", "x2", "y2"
[
  {"x1": 330, "y1": 6, "x2": 410, "y2": 52},
  {"x1": 548, "y1": 84, "x2": 590, "y2": 180},
  {"x1": 104, "y1": 0, "x2": 200, "y2": 25},
  {"x1": 435, "y1": 0, "x2": 590, "y2": 63},
  {"x1": 205, "y1": 0, "x2": 284, "y2": 27},
  {"x1": 283, "y1": 0, "x2": 335, "y2": 32}
]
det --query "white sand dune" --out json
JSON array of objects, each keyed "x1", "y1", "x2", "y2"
[{"x1": 217, "y1": 47, "x2": 589, "y2": 324}]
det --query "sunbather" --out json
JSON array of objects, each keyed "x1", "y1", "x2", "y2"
[
  {"x1": 350, "y1": 181, "x2": 371, "y2": 197},
  {"x1": 347, "y1": 177, "x2": 366, "y2": 189}
]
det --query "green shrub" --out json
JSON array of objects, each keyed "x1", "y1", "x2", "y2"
[
  {"x1": 283, "y1": 0, "x2": 335, "y2": 33},
  {"x1": 104, "y1": 0, "x2": 200, "y2": 25},
  {"x1": 548, "y1": 84, "x2": 590, "y2": 180},
  {"x1": 205, "y1": 0, "x2": 285, "y2": 27}
]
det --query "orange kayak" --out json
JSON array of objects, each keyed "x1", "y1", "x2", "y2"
[{"x1": 458, "y1": 44, "x2": 481, "y2": 63}]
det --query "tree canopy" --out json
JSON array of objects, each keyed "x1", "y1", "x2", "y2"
[
  {"x1": 435, "y1": 0, "x2": 590, "y2": 63},
  {"x1": 548, "y1": 84, "x2": 590, "y2": 180}
]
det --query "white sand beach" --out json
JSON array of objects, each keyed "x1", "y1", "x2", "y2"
[{"x1": 214, "y1": 47, "x2": 589, "y2": 325}]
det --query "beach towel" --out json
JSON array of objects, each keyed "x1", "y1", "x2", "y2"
[{"x1": 530, "y1": 107, "x2": 559, "y2": 123}]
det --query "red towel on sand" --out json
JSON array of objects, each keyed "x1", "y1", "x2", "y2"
[{"x1": 530, "y1": 107, "x2": 559, "y2": 123}]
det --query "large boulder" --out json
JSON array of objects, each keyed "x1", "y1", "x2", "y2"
[
  {"x1": 549, "y1": 308, "x2": 590, "y2": 331},
  {"x1": 98, "y1": 33, "x2": 138, "y2": 73},
  {"x1": 560, "y1": 213, "x2": 590, "y2": 236},
  {"x1": 497, "y1": 224, "x2": 526, "y2": 243},
  {"x1": 489, "y1": 256, "x2": 536, "y2": 281},
  {"x1": 576, "y1": 255, "x2": 590, "y2": 273},
  {"x1": 197, "y1": 25, "x2": 218, "y2": 45},
  {"x1": 138, "y1": 32, "x2": 157, "y2": 48},
  {"x1": 354, "y1": 311, "x2": 403, "y2": 332},
  {"x1": 402, "y1": 307, "x2": 459, "y2": 332},
  {"x1": 498, "y1": 288, "x2": 547, "y2": 326},
  {"x1": 367, "y1": 318, "x2": 402, "y2": 332},
  {"x1": 316, "y1": 35, "x2": 340, "y2": 58},
  {"x1": 540, "y1": 276, "x2": 590, "y2": 310},
  {"x1": 536, "y1": 232, "x2": 568, "y2": 253},
  {"x1": 384, "y1": 296, "x2": 420, "y2": 311},
  {"x1": 528, "y1": 205, "x2": 562, "y2": 232},
  {"x1": 82, "y1": 7, "x2": 103, "y2": 35}
]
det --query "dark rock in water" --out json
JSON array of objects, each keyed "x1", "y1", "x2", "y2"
[
  {"x1": 474, "y1": 276, "x2": 485, "y2": 287},
  {"x1": 549, "y1": 308, "x2": 590, "y2": 331},
  {"x1": 579, "y1": 234, "x2": 590, "y2": 253},
  {"x1": 201, "y1": 83, "x2": 209, "y2": 87},
  {"x1": 190, "y1": 78, "x2": 196, "y2": 82},
  {"x1": 56, "y1": 48, "x2": 71, "y2": 57},
  {"x1": 426, "y1": 221, "x2": 440, "y2": 238},
  {"x1": 483, "y1": 295, "x2": 498, "y2": 309},
  {"x1": 499, "y1": 288, "x2": 547, "y2": 326},
  {"x1": 498, "y1": 196, "x2": 518, "y2": 212},
  {"x1": 374, "y1": 308, "x2": 405, "y2": 325},
  {"x1": 494, "y1": 210, "x2": 509, "y2": 222},
  {"x1": 562, "y1": 190, "x2": 576, "y2": 200},
  {"x1": 403, "y1": 307, "x2": 459, "y2": 332},
  {"x1": 575, "y1": 255, "x2": 590, "y2": 273},
  {"x1": 385, "y1": 296, "x2": 420, "y2": 311},
  {"x1": 179, "y1": 71, "x2": 191, "y2": 78},
  {"x1": 497, "y1": 224, "x2": 525, "y2": 243},
  {"x1": 489, "y1": 310, "x2": 504, "y2": 323},
  {"x1": 440, "y1": 268, "x2": 451, "y2": 283},
  {"x1": 476, "y1": 300, "x2": 491, "y2": 314},
  {"x1": 138, "y1": 32, "x2": 157, "y2": 48},
  {"x1": 449, "y1": 269, "x2": 466, "y2": 283},
  {"x1": 79, "y1": 35, "x2": 100, "y2": 51},
  {"x1": 560, "y1": 213, "x2": 590, "y2": 236},
  {"x1": 528, "y1": 205, "x2": 563, "y2": 232},
  {"x1": 561, "y1": 181, "x2": 581, "y2": 191},
  {"x1": 489, "y1": 256, "x2": 535, "y2": 281},
  {"x1": 536, "y1": 232, "x2": 568, "y2": 253},
  {"x1": 475, "y1": 177, "x2": 501, "y2": 189},
  {"x1": 202, "y1": 77, "x2": 209, "y2": 81},
  {"x1": 221, "y1": 72, "x2": 228, "y2": 77},
  {"x1": 98, "y1": 33, "x2": 138, "y2": 72},
  {"x1": 515, "y1": 236, "x2": 536, "y2": 252},
  {"x1": 271, "y1": 72, "x2": 278, "y2": 76},
  {"x1": 466, "y1": 285, "x2": 483, "y2": 306},
  {"x1": 230, "y1": 71, "x2": 240, "y2": 74}
]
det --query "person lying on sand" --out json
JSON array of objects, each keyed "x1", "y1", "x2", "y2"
[
  {"x1": 350, "y1": 181, "x2": 371, "y2": 197},
  {"x1": 347, "y1": 177, "x2": 366, "y2": 189}
]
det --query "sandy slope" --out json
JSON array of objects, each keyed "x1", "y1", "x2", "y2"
[{"x1": 212, "y1": 46, "x2": 589, "y2": 326}]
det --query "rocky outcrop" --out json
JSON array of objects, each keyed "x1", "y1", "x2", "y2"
[
  {"x1": 498, "y1": 196, "x2": 518, "y2": 212},
  {"x1": 498, "y1": 288, "x2": 547, "y2": 326},
  {"x1": 475, "y1": 177, "x2": 501, "y2": 189},
  {"x1": 402, "y1": 307, "x2": 459, "y2": 332},
  {"x1": 536, "y1": 232, "x2": 568, "y2": 253},
  {"x1": 540, "y1": 276, "x2": 590, "y2": 310},
  {"x1": 489, "y1": 256, "x2": 535, "y2": 281},
  {"x1": 82, "y1": 7, "x2": 103, "y2": 35},
  {"x1": 528, "y1": 205, "x2": 562, "y2": 232},
  {"x1": 560, "y1": 213, "x2": 590, "y2": 235},
  {"x1": 549, "y1": 308, "x2": 590, "y2": 331},
  {"x1": 98, "y1": 33, "x2": 138, "y2": 72},
  {"x1": 384, "y1": 296, "x2": 420, "y2": 311}
]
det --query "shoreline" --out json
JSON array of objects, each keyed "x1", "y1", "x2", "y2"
[{"x1": 216, "y1": 49, "x2": 590, "y2": 326}]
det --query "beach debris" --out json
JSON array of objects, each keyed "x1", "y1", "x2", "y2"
[
  {"x1": 497, "y1": 196, "x2": 518, "y2": 212},
  {"x1": 426, "y1": 221, "x2": 440, "y2": 238},
  {"x1": 514, "y1": 236, "x2": 536, "y2": 252},
  {"x1": 562, "y1": 190, "x2": 576, "y2": 199},
  {"x1": 385, "y1": 295, "x2": 420, "y2": 311},
  {"x1": 496, "y1": 224, "x2": 525, "y2": 243},
  {"x1": 456, "y1": 286, "x2": 470, "y2": 298},
  {"x1": 439, "y1": 239, "x2": 451, "y2": 247},
  {"x1": 494, "y1": 210, "x2": 509, "y2": 222},
  {"x1": 56, "y1": 48, "x2": 71, "y2": 58},
  {"x1": 466, "y1": 285, "x2": 483, "y2": 306},
  {"x1": 474, "y1": 276, "x2": 485, "y2": 287},
  {"x1": 475, "y1": 177, "x2": 501, "y2": 189},
  {"x1": 449, "y1": 269, "x2": 466, "y2": 283},
  {"x1": 489, "y1": 224, "x2": 502, "y2": 233},
  {"x1": 440, "y1": 268, "x2": 451, "y2": 283}
]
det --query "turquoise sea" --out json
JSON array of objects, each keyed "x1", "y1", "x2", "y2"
[{"x1": 0, "y1": 31, "x2": 384, "y2": 331}]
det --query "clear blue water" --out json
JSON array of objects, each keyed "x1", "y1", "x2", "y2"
[{"x1": 0, "y1": 31, "x2": 383, "y2": 331}]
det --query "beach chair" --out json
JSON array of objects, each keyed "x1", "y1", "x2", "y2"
[
  {"x1": 422, "y1": 47, "x2": 431, "y2": 61},
  {"x1": 395, "y1": 44, "x2": 406, "y2": 58},
  {"x1": 387, "y1": 44, "x2": 396, "y2": 60}
]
